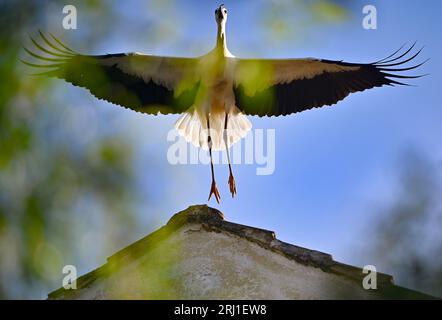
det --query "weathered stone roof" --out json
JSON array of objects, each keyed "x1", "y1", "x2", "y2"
[{"x1": 48, "y1": 205, "x2": 435, "y2": 299}]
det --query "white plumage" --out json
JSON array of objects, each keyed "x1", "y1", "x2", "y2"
[{"x1": 175, "y1": 107, "x2": 251, "y2": 151}]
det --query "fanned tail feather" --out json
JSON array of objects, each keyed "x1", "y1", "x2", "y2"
[{"x1": 174, "y1": 107, "x2": 252, "y2": 151}]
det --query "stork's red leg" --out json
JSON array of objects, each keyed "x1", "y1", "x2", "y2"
[
  {"x1": 224, "y1": 113, "x2": 237, "y2": 198},
  {"x1": 207, "y1": 116, "x2": 221, "y2": 203}
]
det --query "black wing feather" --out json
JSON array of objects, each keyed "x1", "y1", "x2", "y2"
[
  {"x1": 234, "y1": 45, "x2": 426, "y2": 117},
  {"x1": 22, "y1": 32, "x2": 199, "y2": 115}
]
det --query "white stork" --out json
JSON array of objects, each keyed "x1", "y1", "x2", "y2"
[{"x1": 22, "y1": 4, "x2": 426, "y2": 203}]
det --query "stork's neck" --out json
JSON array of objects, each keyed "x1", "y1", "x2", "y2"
[{"x1": 216, "y1": 21, "x2": 232, "y2": 57}]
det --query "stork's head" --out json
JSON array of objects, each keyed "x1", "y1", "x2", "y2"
[{"x1": 215, "y1": 4, "x2": 228, "y2": 25}]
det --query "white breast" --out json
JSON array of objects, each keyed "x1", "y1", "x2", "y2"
[{"x1": 174, "y1": 54, "x2": 251, "y2": 151}]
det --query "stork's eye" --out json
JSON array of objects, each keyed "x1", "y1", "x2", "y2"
[{"x1": 224, "y1": 9, "x2": 227, "y2": 14}]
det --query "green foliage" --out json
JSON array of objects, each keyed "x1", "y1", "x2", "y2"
[
  {"x1": 368, "y1": 152, "x2": 442, "y2": 298},
  {"x1": 0, "y1": 0, "x2": 138, "y2": 299},
  {"x1": 260, "y1": 0, "x2": 351, "y2": 45}
]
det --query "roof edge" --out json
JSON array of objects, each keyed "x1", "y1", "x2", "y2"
[{"x1": 47, "y1": 205, "x2": 437, "y2": 300}]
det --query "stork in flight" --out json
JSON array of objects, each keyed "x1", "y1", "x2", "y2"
[{"x1": 23, "y1": 4, "x2": 426, "y2": 203}]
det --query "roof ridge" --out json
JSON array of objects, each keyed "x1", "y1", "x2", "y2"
[{"x1": 47, "y1": 205, "x2": 436, "y2": 300}]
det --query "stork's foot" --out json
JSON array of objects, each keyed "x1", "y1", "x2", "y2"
[
  {"x1": 228, "y1": 174, "x2": 237, "y2": 198},
  {"x1": 208, "y1": 180, "x2": 221, "y2": 204}
]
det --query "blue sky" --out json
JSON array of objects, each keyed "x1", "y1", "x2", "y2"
[{"x1": 44, "y1": 0, "x2": 442, "y2": 290}]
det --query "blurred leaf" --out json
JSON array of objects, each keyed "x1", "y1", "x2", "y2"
[
  {"x1": 0, "y1": 0, "x2": 143, "y2": 299},
  {"x1": 364, "y1": 151, "x2": 442, "y2": 298},
  {"x1": 311, "y1": 1, "x2": 348, "y2": 23}
]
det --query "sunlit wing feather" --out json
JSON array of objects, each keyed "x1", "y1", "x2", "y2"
[
  {"x1": 232, "y1": 44, "x2": 427, "y2": 117},
  {"x1": 21, "y1": 32, "x2": 201, "y2": 115}
]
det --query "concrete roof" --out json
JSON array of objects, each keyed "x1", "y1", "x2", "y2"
[{"x1": 48, "y1": 205, "x2": 434, "y2": 299}]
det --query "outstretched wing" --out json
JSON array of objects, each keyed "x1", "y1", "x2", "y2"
[
  {"x1": 232, "y1": 44, "x2": 427, "y2": 117},
  {"x1": 21, "y1": 32, "x2": 201, "y2": 115}
]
